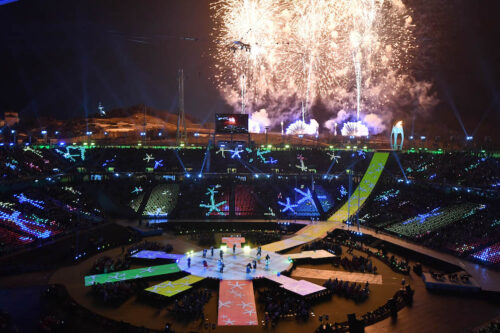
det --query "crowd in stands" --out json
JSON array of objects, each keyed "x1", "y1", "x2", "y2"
[
  {"x1": 90, "y1": 280, "x2": 148, "y2": 306},
  {"x1": 323, "y1": 278, "x2": 370, "y2": 302},
  {"x1": 127, "y1": 241, "x2": 173, "y2": 256},
  {"x1": 0, "y1": 184, "x2": 103, "y2": 256},
  {"x1": 339, "y1": 255, "x2": 376, "y2": 274},
  {"x1": 472, "y1": 319, "x2": 500, "y2": 333},
  {"x1": 360, "y1": 178, "x2": 500, "y2": 267},
  {"x1": 167, "y1": 289, "x2": 211, "y2": 322},
  {"x1": 400, "y1": 152, "x2": 500, "y2": 189},
  {"x1": 343, "y1": 238, "x2": 410, "y2": 275},
  {"x1": 90, "y1": 256, "x2": 130, "y2": 274},
  {"x1": 258, "y1": 287, "x2": 312, "y2": 325}
]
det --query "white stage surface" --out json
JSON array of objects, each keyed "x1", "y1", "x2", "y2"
[
  {"x1": 291, "y1": 267, "x2": 383, "y2": 284},
  {"x1": 177, "y1": 248, "x2": 292, "y2": 281},
  {"x1": 288, "y1": 250, "x2": 336, "y2": 260},
  {"x1": 264, "y1": 274, "x2": 326, "y2": 296}
]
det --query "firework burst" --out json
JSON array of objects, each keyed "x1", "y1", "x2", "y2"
[{"x1": 211, "y1": 0, "x2": 428, "y2": 133}]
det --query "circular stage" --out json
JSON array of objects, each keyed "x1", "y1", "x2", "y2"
[{"x1": 177, "y1": 247, "x2": 292, "y2": 281}]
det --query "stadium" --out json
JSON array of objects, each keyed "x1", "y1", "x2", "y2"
[{"x1": 1, "y1": 1, "x2": 500, "y2": 333}]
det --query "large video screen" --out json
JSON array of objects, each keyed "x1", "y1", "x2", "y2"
[{"x1": 215, "y1": 114, "x2": 248, "y2": 134}]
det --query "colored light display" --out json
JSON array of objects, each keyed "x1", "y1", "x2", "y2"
[
  {"x1": 143, "y1": 184, "x2": 179, "y2": 217},
  {"x1": 154, "y1": 160, "x2": 164, "y2": 169},
  {"x1": 200, "y1": 185, "x2": 227, "y2": 216},
  {"x1": 278, "y1": 197, "x2": 298, "y2": 214},
  {"x1": 230, "y1": 147, "x2": 244, "y2": 159},
  {"x1": 314, "y1": 186, "x2": 334, "y2": 212},
  {"x1": 472, "y1": 243, "x2": 500, "y2": 264},
  {"x1": 144, "y1": 153, "x2": 155, "y2": 163},
  {"x1": 23, "y1": 146, "x2": 44, "y2": 158},
  {"x1": 55, "y1": 146, "x2": 86, "y2": 162},
  {"x1": 84, "y1": 263, "x2": 180, "y2": 286},
  {"x1": 14, "y1": 193, "x2": 45, "y2": 210},
  {"x1": 278, "y1": 186, "x2": 324, "y2": 217},
  {"x1": 374, "y1": 189, "x2": 400, "y2": 203},
  {"x1": 295, "y1": 154, "x2": 308, "y2": 172},
  {"x1": 327, "y1": 152, "x2": 341, "y2": 163},
  {"x1": 386, "y1": 203, "x2": 484, "y2": 238},
  {"x1": 216, "y1": 147, "x2": 228, "y2": 158},
  {"x1": 0, "y1": 209, "x2": 57, "y2": 239},
  {"x1": 131, "y1": 187, "x2": 143, "y2": 194}
]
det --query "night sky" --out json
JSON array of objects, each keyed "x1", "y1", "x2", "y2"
[{"x1": 0, "y1": 0, "x2": 499, "y2": 137}]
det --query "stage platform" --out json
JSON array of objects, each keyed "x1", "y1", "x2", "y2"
[
  {"x1": 265, "y1": 274, "x2": 326, "y2": 296},
  {"x1": 291, "y1": 267, "x2": 383, "y2": 284},
  {"x1": 218, "y1": 280, "x2": 258, "y2": 326},
  {"x1": 177, "y1": 247, "x2": 292, "y2": 281},
  {"x1": 288, "y1": 250, "x2": 335, "y2": 260},
  {"x1": 84, "y1": 263, "x2": 180, "y2": 286},
  {"x1": 146, "y1": 274, "x2": 205, "y2": 297},
  {"x1": 422, "y1": 272, "x2": 481, "y2": 293},
  {"x1": 131, "y1": 250, "x2": 184, "y2": 261}
]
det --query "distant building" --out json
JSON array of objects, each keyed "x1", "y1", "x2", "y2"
[{"x1": 4, "y1": 111, "x2": 19, "y2": 127}]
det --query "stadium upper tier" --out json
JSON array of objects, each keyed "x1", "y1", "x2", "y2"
[{"x1": 0, "y1": 145, "x2": 498, "y2": 189}]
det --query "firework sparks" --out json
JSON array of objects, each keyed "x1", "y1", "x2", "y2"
[{"x1": 211, "y1": 0, "x2": 424, "y2": 134}]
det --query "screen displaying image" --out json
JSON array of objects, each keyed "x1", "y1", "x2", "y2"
[{"x1": 215, "y1": 114, "x2": 249, "y2": 133}]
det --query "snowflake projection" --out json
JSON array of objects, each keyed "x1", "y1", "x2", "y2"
[
  {"x1": 23, "y1": 146, "x2": 44, "y2": 158},
  {"x1": 294, "y1": 187, "x2": 317, "y2": 208},
  {"x1": 154, "y1": 160, "x2": 164, "y2": 170},
  {"x1": 264, "y1": 207, "x2": 275, "y2": 216},
  {"x1": 144, "y1": 154, "x2": 155, "y2": 163},
  {"x1": 216, "y1": 147, "x2": 229, "y2": 158},
  {"x1": 256, "y1": 149, "x2": 271, "y2": 163},
  {"x1": 131, "y1": 187, "x2": 143, "y2": 194},
  {"x1": 200, "y1": 185, "x2": 227, "y2": 216},
  {"x1": 14, "y1": 193, "x2": 45, "y2": 210},
  {"x1": 357, "y1": 150, "x2": 366, "y2": 159},
  {"x1": 5, "y1": 161, "x2": 17, "y2": 170},
  {"x1": 264, "y1": 157, "x2": 278, "y2": 164},
  {"x1": 375, "y1": 189, "x2": 400, "y2": 203},
  {"x1": 402, "y1": 207, "x2": 441, "y2": 225},
  {"x1": 0, "y1": 210, "x2": 52, "y2": 239},
  {"x1": 278, "y1": 197, "x2": 298, "y2": 214},
  {"x1": 219, "y1": 300, "x2": 232, "y2": 308},
  {"x1": 102, "y1": 157, "x2": 115, "y2": 167},
  {"x1": 327, "y1": 152, "x2": 341, "y2": 163},
  {"x1": 55, "y1": 146, "x2": 86, "y2": 162},
  {"x1": 230, "y1": 147, "x2": 244, "y2": 159},
  {"x1": 295, "y1": 154, "x2": 308, "y2": 171}
]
